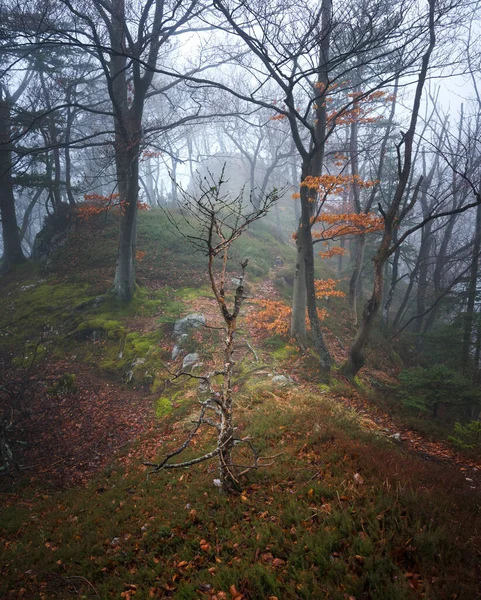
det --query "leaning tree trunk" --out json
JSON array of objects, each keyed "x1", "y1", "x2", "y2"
[
  {"x1": 290, "y1": 0, "x2": 332, "y2": 375},
  {"x1": 292, "y1": 171, "x2": 332, "y2": 371},
  {"x1": 341, "y1": 237, "x2": 389, "y2": 377},
  {"x1": 347, "y1": 87, "x2": 363, "y2": 325},
  {"x1": 109, "y1": 0, "x2": 143, "y2": 303},
  {"x1": 0, "y1": 98, "x2": 26, "y2": 272},
  {"x1": 291, "y1": 225, "x2": 309, "y2": 349}
]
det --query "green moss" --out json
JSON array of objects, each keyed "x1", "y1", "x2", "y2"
[
  {"x1": 75, "y1": 318, "x2": 126, "y2": 340},
  {"x1": 353, "y1": 375, "x2": 368, "y2": 392},
  {"x1": 47, "y1": 373, "x2": 77, "y2": 396},
  {"x1": 155, "y1": 396, "x2": 173, "y2": 417},
  {"x1": 0, "y1": 279, "x2": 92, "y2": 351},
  {"x1": 272, "y1": 343, "x2": 297, "y2": 361}
]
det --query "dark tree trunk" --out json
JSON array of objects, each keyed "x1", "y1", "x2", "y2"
[
  {"x1": 0, "y1": 98, "x2": 27, "y2": 272},
  {"x1": 462, "y1": 200, "x2": 481, "y2": 368},
  {"x1": 347, "y1": 90, "x2": 363, "y2": 324},
  {"x1": 341, "y1": 240, "x2": 387, "y2": 376},
  {"x1": 290, "y1": 0, "x2": 333, "y2": 375}
]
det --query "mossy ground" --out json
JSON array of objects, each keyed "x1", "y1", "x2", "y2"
[
  {"x1": 1, "y1": 210, "x2": 481, "y2": 599},
  {"x1": 1, "y1": 390, "x2": 480, "y2": 599}
]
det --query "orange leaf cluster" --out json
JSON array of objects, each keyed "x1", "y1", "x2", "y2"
[
  {"x1": 136, "y1": 250, "x2": 146, "y2": 262},
  {"x1": 270, "y1": 113, "x2": 287, "y2": 121},
  {"x1": 252, "y1": 284, "x2": 344, "y2": 337},
  {"x1": 251, "y1": 300, "x2": 292, "y2": 337},
  {"x1": 329, "y1": 106, "x2": 382, "y2": 126},
  {"x1": 312, "y1": 212, "x2": 384, "y2": 240},
  {"x1": 314, "y1": 278, "x2": 346, "y2": 298},
  {"x1": 142, "y1": 150, "x2": 162, "y2": 159},
  {"x1": 77, "y1": 192, "x2": 149, "y2": 221},
  {"x1": 301, "y1": 174, "x2": 378, "y2": 200},
  {"x1": 293, "y1": 211, "x2": 383, "y2": 243},
  {"x1": 77, "y1": 193, "x2": 120, "y2": 220},
  {"x1": 318, "y1": 246, "x2": 346, "y2": 259}
]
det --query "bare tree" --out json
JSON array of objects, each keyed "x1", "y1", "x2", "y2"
[{"x1": 146, "y1": 173, "x2": 278, "y2": 493}]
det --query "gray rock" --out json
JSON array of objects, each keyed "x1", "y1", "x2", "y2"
[
  {"x1": 389, "y1": 433, "x2": 402, "y2": 442},
  {"x1": 271, "y1": 375, "x2": 291, "y2": 387},
  {"x1": 173, "y1": 313, "x2": 206, "y2": 339},
  {"x1": 171, "y1": 344, "x2": 182, "y2": 360},
  {"x1": 182, "y1": 353, "x2": 200, "y2": 369}
]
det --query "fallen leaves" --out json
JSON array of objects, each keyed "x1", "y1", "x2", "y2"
[
  {"x1": 261, "y1": 553, "x2": 286, "y2": 568},
  {"x1": 0, "y1": 360, "x2": 158, "y2": 487}
]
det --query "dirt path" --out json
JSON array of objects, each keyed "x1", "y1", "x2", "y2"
[{"x1": 0, "y1": 358, "x2": 156, "y2": 488}]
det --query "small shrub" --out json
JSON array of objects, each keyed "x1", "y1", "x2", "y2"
[
  {"x1": 397, "y1": 364, "x2": 481, "y2": 419},
  {"x1": 48, "y1": 373, "x2": 77, "y2": 396},
  {"x1": 449, "y1": 420, "x2": 481, "y2": 451}
]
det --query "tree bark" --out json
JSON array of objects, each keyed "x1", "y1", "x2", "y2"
[
  {"x1": 462, "y1": 199, "x2": 481, "y2": 368},
  {"x1": 0, "y1": 98, "x2": 27, "y2": 272},
  {"x1": 290, "y1": 0, "x2": 333, "y2": 374}
]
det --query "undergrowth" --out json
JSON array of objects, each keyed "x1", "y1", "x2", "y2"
[{"x1": 1, "y1": 391, "x2": 480, "y2": 599}]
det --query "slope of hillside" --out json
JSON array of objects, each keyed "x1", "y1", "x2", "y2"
[{"x1": 1, "y1": 211, "x2": 481, "y2": 599}]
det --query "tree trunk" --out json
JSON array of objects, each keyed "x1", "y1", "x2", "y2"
[
  {"x1": 113, "y1": 146, "x2": 140, "y2": 302},
  {"x1": 291, "y1": 227, "x2": 308, "y2": 348},
  {"x1": 347, "y1": 89, "x2": 363, "y2": 324},
  {"x1": 218, "y1": 318, "x2": 240, "y2": 493},
  {"x1": 290, "y1": 0, "x2": 332, "y2": 374},
  {"x1": 348, "y1": 234, "x2": 365, "y2": 326},
  {"x1": 341, "y1": 245, "x2": 386, "y2": 376},
  {"x1": 462, "y1": 200, "x2": 481, "y2": 368},
  {"x1": 64, "y1": 103, "x2": 76, "y2": 206},
  {"x1": 0, "y1": 98, "x2": 27, "y2": 272},
  {"x1": 382, "y1": 235, "x2": 400, "y2": 325}
]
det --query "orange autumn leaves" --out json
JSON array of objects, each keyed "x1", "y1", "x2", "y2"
[
  {"x1": 252, "y1": 279, "x2": 345, "y2": 337},
  {"x1": 299, "y1": 174, "x2": 379, "y2": 199},
  {"x1": 291, "y1": 175, "x2": 385, "y2": 257},
  {"x1": 270, "y1": 86, "x2": 394, "y2": 125},
  {"x1": 76, "y1": 192, "x2": 149, "y2": 220},
  {"x1": 313, "y1": 211, "x2": 384, "y2": 240}
]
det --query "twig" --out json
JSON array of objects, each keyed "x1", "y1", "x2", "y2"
[
  {"x1": 246, "y1": 341, "x2": 259, "y2": 362},
  {"x1": 64, "y1": 575, "x2": 100, "y2": 598}
]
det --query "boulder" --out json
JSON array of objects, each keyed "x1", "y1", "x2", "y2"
[
  {"x1": 182, "y1": 353, "x2": 200, "y2": 369},
  {"x1": 173, "y1": 313, "x2": 206, "y2": 339},
  {"x1": 271, "y1": 375, "x2": 291, "y2": 387}
]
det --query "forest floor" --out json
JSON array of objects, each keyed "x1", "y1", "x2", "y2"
[{"x1": 1, "y1": 211, "x2": 481, "y2": 599}]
